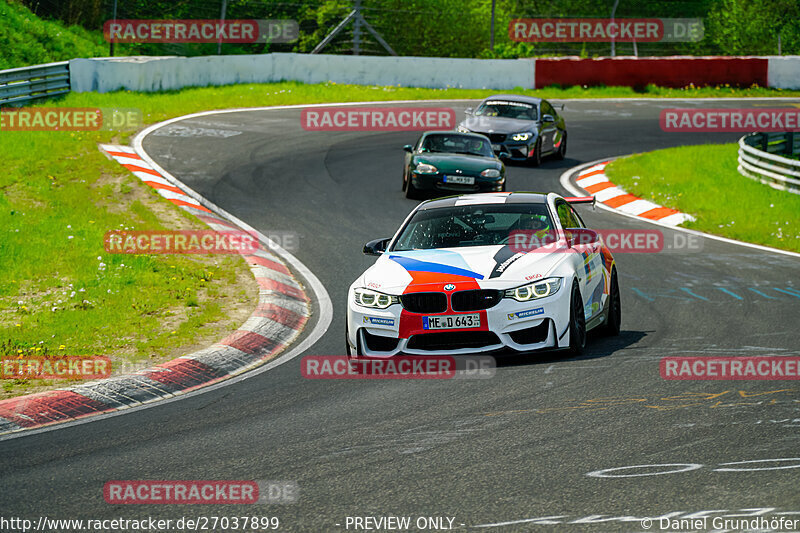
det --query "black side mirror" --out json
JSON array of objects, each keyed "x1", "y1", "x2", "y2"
[
  {"x1": 403, "y1": 145, "x2": 413, "y2": 153},
  {"x1": 363, "y1": 238, "x2": 391, "y2": 256},
  {"x1": 543, "y1": 114, "x2": 555, "y2": 123}
]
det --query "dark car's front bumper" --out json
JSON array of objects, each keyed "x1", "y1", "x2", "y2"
[
  {"x1": 411, "y1": 172, "x2": 504, "y2": 193},
  {"x1": 469, "y1": 131, "x2": 536, "y2": 161}
]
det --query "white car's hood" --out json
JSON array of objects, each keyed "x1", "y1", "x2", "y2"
[{"x1": 360, "y1": 246, "x2": 570, "y2": 293}]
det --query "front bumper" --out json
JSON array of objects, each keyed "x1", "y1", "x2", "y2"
[
  {"x1": 411, "y1": 172, "x2": 504, "y2": 193},
  {"x1": 466, "y1": 131, "x2": 536, "y2": 161},
  {"x1": 347, "y1": 287, "x2": 571, "y2": 357}
]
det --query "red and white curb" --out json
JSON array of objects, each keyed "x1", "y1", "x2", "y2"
[
  {"x1": 0, "y1": 145, "x2": 310, "y2": 435},
  {"x1": 575, "y1": 161, "x2": 695, "y2": 226}
]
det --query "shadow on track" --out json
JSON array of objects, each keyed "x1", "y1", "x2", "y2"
[{"x1": 492, "y1": 329, "x2": 647, "y2": 369}]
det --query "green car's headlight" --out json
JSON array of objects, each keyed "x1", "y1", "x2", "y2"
[
  {"x1": 511, "y1": 132, "x2": 533, "y2": 141},
  {"x1": 415, "y1": 162, "x2": 438, "y2": 174},
  {"x1": 481, "y1": 169, "x2": 501, "y2": 178},
  {"x1": 354, "y1": 288, "x2": 400, "y2": 309},
  {"x1": 504, "y1": 278, "x2": 562, "y2": 302}
]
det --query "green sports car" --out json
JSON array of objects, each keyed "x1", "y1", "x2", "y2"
[{"x1": 402, "y1": 131, "x2": 507, "y2": 199}]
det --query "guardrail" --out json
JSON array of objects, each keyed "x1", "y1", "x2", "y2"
[
  {"x1": 0, "y1": 62, "x2": 70, "y2": 106},
  {"x1": 737, "y1": 132, "x2": 800, "y2": 195}
]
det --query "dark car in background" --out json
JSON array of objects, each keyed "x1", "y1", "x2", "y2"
[
  {"x1": 457, "y1": 95, "x2": 567, "y2": 166},
  {"x1": 402, "y1": 131, "x2": 506, "y2": 199}
]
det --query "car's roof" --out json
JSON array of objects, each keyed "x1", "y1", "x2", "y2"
[
  {"x1": 418, "y1": 192, "x2": 550, "y2": 210},
  {"x1": 480, "y1": 94, "x2": 543, "y2": 106},
  {"x1": 422, "y1": 130, "x2": 490, "y2": 138}
]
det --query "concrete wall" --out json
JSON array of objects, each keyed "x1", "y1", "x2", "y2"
[
  {"x1": 70, "y1": 53, "x2": 536, "y2": 93},
  {"x1": 768, "y1": 57, "x2": 800, "y2": 90},
  {"x1": 69, "y1": 53, "x2": 800, "y2": 93}
]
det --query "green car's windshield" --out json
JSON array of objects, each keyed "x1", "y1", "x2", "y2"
[
  {"x1": 391, "y1": 204, "x2": 555, "y2": 250},
  {"x1": 421, "y1": 134, "x2": 494, "y2": 157},
  {"x1": 474, "y1": 100, "x2": 538, "y2": 121}
]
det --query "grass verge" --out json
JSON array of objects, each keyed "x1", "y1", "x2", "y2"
[
  {"x1": 604, "y1": 144, "x2": 800, "y2": 253},
  {"x1": 3, "y1": 80, "x2": 800, "y2": 399}
]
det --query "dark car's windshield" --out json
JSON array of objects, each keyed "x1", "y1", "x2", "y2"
[
  {"x1": 391, "y1": 204, "x2": 555, "y2": 250},
  {"x1": 420, "y1": 134, "x2": 494, "y2": 157},
  {"x1": 474, "y1": 100, "x2": 538, "y2": 121}
]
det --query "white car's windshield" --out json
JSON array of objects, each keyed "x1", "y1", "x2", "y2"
[
  {"x1": 474, "y1": 100, "x2": 538, "y2": 121},
  {"x1": 391, "y1": 204, "x2": 555, "y2": 250}
]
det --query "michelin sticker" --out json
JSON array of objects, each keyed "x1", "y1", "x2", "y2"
[
  {"x1": 508, "y1": 308, "x2": 544, "y2": 320},
  {"x1": 363, "y1": 316, "x2": 395, "y2": 326}
]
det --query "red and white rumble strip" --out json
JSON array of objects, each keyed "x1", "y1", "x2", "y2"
[
  {"x1": 574, "y1": 161, "x2": 695, "y2": 226},
  {"x1": 0, "y1": 145, "x2": 309, "y2": 436}
]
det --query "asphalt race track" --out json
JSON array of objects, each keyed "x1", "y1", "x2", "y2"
[{"x1": 2, "y1": 99, "x2": 799, "y2": 531}]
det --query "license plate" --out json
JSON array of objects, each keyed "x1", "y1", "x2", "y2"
[
  {"x1": 443, "y1": 175, "x2": 475, "y2": 185},
  {"x1": 491, "y1": 144, "x2": 501, "y2": 151},
  {"x1": 423, "y1": 313, "x2": 481, "y2": 330}
]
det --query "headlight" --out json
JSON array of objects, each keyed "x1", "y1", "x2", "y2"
[
  {"x1": 480, "y1": 169, "x2": 501, "y2": 178},
  {"x1": 415, "y1": 162, "x2": 438, "y2": 174},
  {"x1": 504, "y1": 278, "x2": 562, "y2": 302},
  {"x1": 457, "y1": 125, "x2": 470, "y2": 133},
  {"x1": 511, "y1": 132, "x2": 533, "y2": 141},
  {"x1": 354, "y1": 288, "x2": 400, "y2": 309}
]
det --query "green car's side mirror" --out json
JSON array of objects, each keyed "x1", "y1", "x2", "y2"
[{"x1": 403, "y1": 145, "x2": 413, "y2": 153}]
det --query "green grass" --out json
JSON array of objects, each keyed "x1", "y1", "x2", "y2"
[
  {"x1": 0, "y1": 0, "x2": 108, "y2": 69},
  {"x1": 604, "y1": 144, "x2": 800, "y2": 253},
  {"x1": 4, "y1": 80, "x2": 800, "y2": 399}
]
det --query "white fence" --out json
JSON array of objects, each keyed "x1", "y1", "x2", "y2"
[{"x1": 738, "y1": 132, "x2": 800, "y2": 194}]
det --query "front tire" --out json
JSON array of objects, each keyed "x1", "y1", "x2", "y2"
[
  {"x1": 567, "y1": 281, "x2": 586, "y2": 355},
  {"x1": 601, "y1": 268, "x2": 621, "y2": 336},
  {"x1": 555, "y1": 132, "x2": 567, "y2": 160},
  {"x1": 404, "y1": 173, "x2": 420, "y2": 199},
  {"x1": 529, "y1": 138, "x2": 543, "y2": 167}
]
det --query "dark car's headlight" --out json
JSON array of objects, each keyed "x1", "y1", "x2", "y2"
[
  {"x1": 511, "y1": 132, "x2": 533, "y2": 141},
  {"x1": 481, "y1": 169, "x2": 501, "y2": 178},
  {"x1": 504, "y1": 278, "x2": 562, "y2": 301},
  {"x1": 415, "y1": 162, "x2": 438, "y2": 174},
  {"x1": 354, "y1": 288, "x2": 400, "y2": 309},
  {"x1": 456, "y1": 125, "x2": 470, "y2": 133}
]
